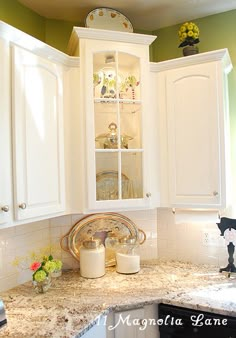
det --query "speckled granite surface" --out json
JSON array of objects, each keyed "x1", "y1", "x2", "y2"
[{"x1": 0, "y1": 260, "x2": 236, "y2": 337}]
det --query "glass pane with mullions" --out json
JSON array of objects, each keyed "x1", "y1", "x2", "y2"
[
  {"x1": 120, "y1": 103, "x2": 142, "y2": 149},
  {"x1": 94, "y1": 102, "x2": 118, "y2": 149},
  {"x1": 96, "y1": 152, "x2": 119, "y2": 200},
  {"x1": 117, "y1": 52, "x2": 141, "y2": 100},
  {"x1": 121, "y1": 152, "x2": 143, "y2": 199},
  {"x1": 93, "y1": 51, "x2": 117, "y2": 99}
]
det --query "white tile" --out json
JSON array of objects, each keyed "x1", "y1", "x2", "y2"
[
  {"x1": 0, "y1": 239, "x2": 6, "y2": 249},
  {"x1": 32, "y1": 220, "x2": 50, "y2": 231},
  {"x1": 5, "y1": 249, "x2": 16, "y2": 275},
  {"x1": 0, "y1": 273, "x2": 17, "y2": 292},
  {"x1": 50, "y1": 215, "x2": 72, "y2": 228},
  {"x1": 41, "y1": 227, "x2": 51, "y2": 241},
  {"x1": 62, "y1": 224, "x2": 73, "y2": 234},
  {"x1": 0, "y1": 247, "x2": 3, "y2": 272},
  {"x1": 50, "y1": 226, "x2": 62, "y2": 239},
  {"x1": 157, "y1": 239, "x2": 169, "y2": 256},
  {"x1": 137, "y1": 219, "x2": 158, "y2": 231},
  {"x1": 62, "y1": 257, "x2": 79, "y2": 270},
  {"x1": 71, "y1": 214, "x2": 84, "y2": 224},
  {"x1": 17, "y1": 269, "x2": 32, "y2": 285},
  {"x1": 15, "y1": 222, "x2": 37, "y2": 236},
  {"x1": 0, "y1": 227, "x2": 16, "y2": 240}
]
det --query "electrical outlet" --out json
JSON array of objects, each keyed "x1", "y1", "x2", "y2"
[
  {"x1": 202, "y1": 230, "x2": 222, "y2": 247},
  {"x1": 202, "y1": 231, "x2": 210, "y2": 246}
]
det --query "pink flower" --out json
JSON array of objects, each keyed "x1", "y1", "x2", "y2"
[{"x1": 30, "y1": 262, "x2": 41, "y2": 271}]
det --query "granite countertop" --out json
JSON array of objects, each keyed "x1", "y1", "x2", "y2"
[{"x1": 1, "y1": 260, "x2": 236, "y2": 338}]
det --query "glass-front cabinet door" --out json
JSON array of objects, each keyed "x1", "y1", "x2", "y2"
[
  {"x1": 94, "y1": 51, "x2": 143, "y2": 202},
  {"x1": 76, "y1": 29, "x2": 157, "y2": 211}
]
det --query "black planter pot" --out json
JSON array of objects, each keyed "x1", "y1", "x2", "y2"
[{"x1": 183, "y1": 45, "x2": 199, "y2": 56}]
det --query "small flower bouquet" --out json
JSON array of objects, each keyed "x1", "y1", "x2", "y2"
[
  {"x1": 12, "y1": 245, "x2": 63, "y2": 293},
  {"x1": 178, "y1": 22, "x2": 200, "y2": 48},
  {"x1": 30, "y1": 255, "x2": 62, "y2": 282},
  {"x1": 30, "y1": 255, "x2": 62, "y2": 293}
]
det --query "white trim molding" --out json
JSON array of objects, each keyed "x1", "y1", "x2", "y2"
[
  {"x1": 150, "y1": 49, "x2": 232, "y2": 74},
  {"x1": 0, "y1": 20, "x2": 79, "y2": 67},
  {"x1": 67, "y1": 26, "x2": 157, "y2": 56}
]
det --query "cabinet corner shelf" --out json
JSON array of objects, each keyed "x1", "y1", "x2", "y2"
[
  {"x1": 94, "y1": 99, "x2": 141, "y2": 114},
  {"x1": 94, "y1": 98, "x2": 141, "y2": 104},
  {"x1": 95, "y1": 149, "x2": 144, "y2": 153}
]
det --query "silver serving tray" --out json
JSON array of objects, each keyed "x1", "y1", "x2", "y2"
[{"x1": 60, "y1": 212, "x2": 146, "y2": 267}]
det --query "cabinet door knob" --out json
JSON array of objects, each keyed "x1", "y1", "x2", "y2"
[
  {"x1": 19, "y1": 203, "x2": 27, "y2": 209},
  {"x1": 1, "y1": 205, "x2": 9, "y2": 212},
  {"x1": 213, "y1": 191, "x2": 218, "y2": 196},
  {"x1": 146, "y1": 192, "x2": 151, "y2": 198}
]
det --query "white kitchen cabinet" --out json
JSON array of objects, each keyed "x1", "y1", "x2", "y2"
[
  {"x1": 81, "y1": 316, "x2": 106, "y2": 338},
  {"x1": 0, "y1": 38, "x2": 12, "y2": 225},
  {"x1": 68, "y1": 28, "x2": 159, "y2": 213},
  {"x1": 11, "y1": 45, "x2": 65, "y2": 220},
  {"x1": 152, "y1": 49, "x2": 232, "y2": 209},
  {"x1": 106, "y1": 304, "x2": 159, "y2": 338}
]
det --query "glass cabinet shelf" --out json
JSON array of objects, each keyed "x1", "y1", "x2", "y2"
[
  {"x1": 94, "y1": 100, "x2": 141, "y2": 114},
  {"x1": 94, "y1": 98, "x2": 141, "y2": 104}
]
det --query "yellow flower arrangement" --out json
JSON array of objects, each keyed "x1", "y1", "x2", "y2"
[{"x1": 178, "y1": 22, "x2": 200, "y2": 48}]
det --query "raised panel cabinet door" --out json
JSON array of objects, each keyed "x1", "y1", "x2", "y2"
[
  {"x1": 12, "y1": 46, "x2": 65, "y2": 220},
  {"x1": 113, "y1": 308, "x2": 145, "y2": 338},
  {"x1": 166, "y1": 62, "x2": 224, "y2": 208},
  {"x1": 0, "y1": 38, "x2": 12, "y2": 225}
]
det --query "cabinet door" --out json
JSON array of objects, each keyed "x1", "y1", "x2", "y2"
[
  {"x1": 12, "y1": 46, "x2": 65, "y2": 220},
  {"x1": 0, "y1": 38, "x2": 12, "y2": 225},
  {"x1": 166, "y1": 62, "x2": 226, "y2": 208},
  {"x1": 82, "y1": 316, "x2": 106, "y2": 338},
  {"x1": 113, "y1": 308, "x2": 145, "y2": 338},
  {"x1": 81, "y1": 38, "x2": 155, "y2": 212}
]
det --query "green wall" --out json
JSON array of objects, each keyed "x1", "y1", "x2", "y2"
[
  {"x1": 0, "y1": 0, "x2": 82, "y2": 52},
  {"x1": 45, "y1": 19, "x2": 82, "y2": 53},
  {"x1": 152, "y1": 10, "x2": 236, "y2": 63},
  {"x1": 0, "y1": 0, "x2": 45, "y2": 41}
]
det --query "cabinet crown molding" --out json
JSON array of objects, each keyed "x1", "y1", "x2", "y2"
[
  {"x1": 150, "y1": 49, "x2": 232, "y2": 74},
  {"x1": 0, "y1": 21, "x2": 79, "y2": 67},
  {"x1": 67, "y1": 27, "x2": 157, "y2": 56}
]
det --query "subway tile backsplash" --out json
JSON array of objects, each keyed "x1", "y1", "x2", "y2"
[
  {"x1": 156, "y1": 208, "x2": 228, "y2": 266},
  {"x1": 0, "y1": 208, "x2": 228, "y2": 292}
]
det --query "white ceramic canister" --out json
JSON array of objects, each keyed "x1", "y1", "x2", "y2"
[{"x1": 79, "y1": 238, "x2": 105, "y2": 278}]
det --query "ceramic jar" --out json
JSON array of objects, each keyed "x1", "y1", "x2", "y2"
[{"x1": 80, "y1": 238, "x2": 105, "y2": 278}]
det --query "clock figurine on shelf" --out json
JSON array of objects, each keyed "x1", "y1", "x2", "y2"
[{"x1": 217, "y1": 217, "x2": 236, "y2": 276}]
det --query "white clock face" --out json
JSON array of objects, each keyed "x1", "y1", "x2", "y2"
[{"x1": 224, "y1": 228, "x2": 236, "y2": 245}]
